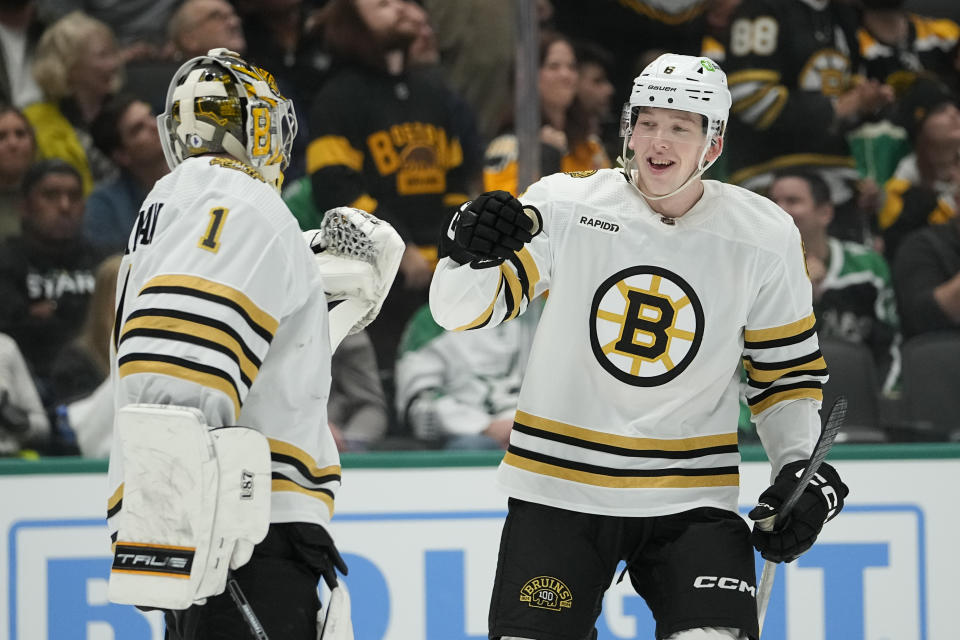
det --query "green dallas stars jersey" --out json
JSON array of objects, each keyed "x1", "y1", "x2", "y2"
[{"x1": 816, "y1": 236, "x2": 900, "y2": 391}]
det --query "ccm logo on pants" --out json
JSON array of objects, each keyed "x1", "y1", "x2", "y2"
[{"x1": 693, "y1": 576, "x2": 756, "y2": 597}]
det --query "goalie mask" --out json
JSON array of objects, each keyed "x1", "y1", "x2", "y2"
[
  {"x1": 158, "y1": 48, "x2": 297, "y2": 191},
  {"x1": 620, "y1": 53, "x2": 731, "y2": 200}
]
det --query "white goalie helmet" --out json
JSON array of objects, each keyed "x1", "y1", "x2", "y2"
[
  {"x1": 620, "y1": 53, "x2": 731, "y2": 198},
  {"x1": 157, "y1": 48, "x2": 297, "y2": 191}
]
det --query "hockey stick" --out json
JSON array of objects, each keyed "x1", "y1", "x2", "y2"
[
  {"x1": 227, "y1": 575, "x2": 270, "y2": 640},
  {"x1": 755, "y1": 395, "x2": 847, "y2": 636}
]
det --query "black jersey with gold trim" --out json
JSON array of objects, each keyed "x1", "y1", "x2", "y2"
[
  {"x1": 107, "y1": 156, "x2": 340, "y2": 538},
  {"x1": 430, "y1": 169, "x2": 827, "y2": 517},
  {"x1": 859, "y1": 14, "x2": 960, "y2": 95},
  {"x1": 723, "y1": 0, "x2": 862, "y2": 195},
  {"x1": 306, "y1": 65, "x2": 472, "y2": 247}
]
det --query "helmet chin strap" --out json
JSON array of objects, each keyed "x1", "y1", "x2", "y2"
[{"x1": 624, "y1": 137, "x2": 719, "y2": 202}]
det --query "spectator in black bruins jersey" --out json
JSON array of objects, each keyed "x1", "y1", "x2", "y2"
[
  {"x1": 724, "y1": 0, "x2": 894, "y2": 241},
  {"x1": 858, "y1": 0, "x2": 960, "y2": 97},
  {"x1": 306, "y1": 0, "x2": 475, "y2": 380},
  {"x1": 0, "y1": 159, "x2": 102, "y2": 398},
  {"x1": 770, "y1": 169, "x2": 900, "y2": 391},
  {"x1": 484, "y1": 30, "x2": 611, "y2": 195},
  {"x1": 878, "y1": 76, "x2": 960, "y2": 260}
]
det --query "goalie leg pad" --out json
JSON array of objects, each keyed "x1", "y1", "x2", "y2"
[{"x1": 108, "y1": 405, "x2": 271, "y2": 610}]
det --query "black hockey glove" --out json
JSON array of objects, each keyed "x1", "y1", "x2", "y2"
[
  {"x1": 288, "y1": 523, "x2": 348, "y2": 590},
  {"x1": 440, "y1": 190, "x2": 542, "y2": 266},
  {"x1": 749, "y1": 460, "x2": 849, "y2": 563}
]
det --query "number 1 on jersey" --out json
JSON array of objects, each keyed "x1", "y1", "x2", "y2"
[{"x1": 199, "y1": 206, "x2": 229, "y2": 252}]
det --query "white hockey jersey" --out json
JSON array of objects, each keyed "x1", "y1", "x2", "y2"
[
  {"x1": 430, "y1": 169, "x2": 828, "y2": 517},
  {"x1": 107, "y1": 157, "x2": 339, "y2": 540}
]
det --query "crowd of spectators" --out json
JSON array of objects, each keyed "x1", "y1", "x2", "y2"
[{"x1": 0, "y1": 0, "x2": 959, "y2": 458}]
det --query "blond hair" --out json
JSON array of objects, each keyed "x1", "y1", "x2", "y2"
[
  {"x1": 74, "y1": 254, "x2": 123, "y2": 375},
  {"x1": 32, "y1": 11, "x2": 120, "y2": 100}
]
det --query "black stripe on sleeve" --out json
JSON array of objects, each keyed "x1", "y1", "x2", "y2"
[
  {"x1": 270, "y1": 453, "x2": 342, "y2": 485},
  {"x1": 113, "y1": 267, "x2": 130, "y2": 351},
  {"x1": 508, "y1": 253, "x2": 532, "y2": 303},
  {"x1": 499, "y1": 273, "x2": 516, "y2": 324},
  {"x1": 743, "y1": 326, "x2": 817, "y2": 350},
  {"x1": 107, "y1": 500, "x2": 122, "y2": 519},
  {"x1": 746, "y1": 380, "x2": 822, "y2": 407},
  {"x1": 743, "y1": 349, "x2": 823, "y2": 370},
  {"x1": 746, "y1": 368, "x2": 829, "y2": 390},
  {"x1": 271, "y1": 472, "x2": 336, "y2": 500}
]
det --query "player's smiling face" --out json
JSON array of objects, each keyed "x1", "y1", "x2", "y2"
[{"x1": 628, "y1": 107, "x2": 710, "y2": 196}]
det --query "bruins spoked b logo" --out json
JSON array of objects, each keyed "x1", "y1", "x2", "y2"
[
  {"x1": 520, "y1": 576, "x2": 573, "y2": 611},
  {"x1": 589, "y1": 266, "x2": 704, "y2": 386}
]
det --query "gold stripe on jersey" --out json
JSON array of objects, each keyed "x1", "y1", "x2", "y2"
[
  {"x1": 729, "y1": 153, "x2": 856, "y2": 188},
  {"x1": 306, "y1": 135, "x2": 364, "y2": 173},
  {"x1": 350, "y1": 193, "x2": 378, "y2": 214},
  {"x1": 271, "y1": 478, "x2": 335, "y2": 517},
  {"x1": 732, "y1": 83, "x2": 777, "y2": 115},
  {"x1": 502, "y1": 452, "x2": 739, "y2": 489},
  {"x1": 140, "y1": 275, "x2": 279, "y2": 339},
  {"x1": 121, "y1": 315, "x2": 260, "y2": 385},
  {"x1": 501, "y1": 263, "x2": 523, "y2": 322},
  {"x1": 743, "y1": 352, "x2": 827, "y2": 384},
  {"x1": 748, "y1": 383, "x2": 823, "y2": 415},
  {"x1": 118, "y1": 358, "x2": 242, "y2": 418},
  {"x1": 755, "y1": 87, "x2": 789, "y2": 130},
  {"x1": 515, "y1": 410, "x2": 737, "y2": 451},
  {"x1": 107, "y1": 483, "x2": 123, "y2": 517},
  {"x1": 744, "y1": 312, "x2": 816, "y2": 344},
  {"x1": 516, "y1": 246, "x2": 540, "y2": 301},
  {"x1": 729, "y1": 70, "x2": 779, "y2": 91},
  {"x1": 913, "y1": 15, "x2": 960, "y2": 46},
  {"x1": 878, "y1": 177, "x2": 909, "y2": 230},
  {"x1": 454, "y1": 276, "x2": 504, "y2": 331}
]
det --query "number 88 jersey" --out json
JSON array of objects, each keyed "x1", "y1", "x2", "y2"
[{"x1": 722, "y1": 0, "x2": 862, "y2": 193}]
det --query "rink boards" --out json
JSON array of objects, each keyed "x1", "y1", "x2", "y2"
[{"x1": 1, "y1": 445, "x2": 958, "y2": 640}]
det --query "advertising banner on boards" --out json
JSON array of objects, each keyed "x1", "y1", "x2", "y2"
[{"x1": 2, "y1": 455, "x2": 955, "y2": 640}]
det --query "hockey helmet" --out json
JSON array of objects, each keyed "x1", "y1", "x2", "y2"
[
  {"x1": 620, "y1": 54, "x2": 731, "y2": 198},
  {"x1": 157, "y1": 48, "x2": 297, "y2": 190}
]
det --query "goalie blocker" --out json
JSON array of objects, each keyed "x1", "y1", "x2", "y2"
[{"x1": 108, "y1": 404, "x2": 271, "y2": 610}]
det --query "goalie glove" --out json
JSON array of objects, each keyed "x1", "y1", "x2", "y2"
[
  {"x1": 441, "y1": 190, "x2": 542, "y2": 266},
  {"x1": 305, "y1": 207, "x2": 404, "y2": 351},
  {"x1": 748, "y1": 460, "x2": 849, "y2": 563}
]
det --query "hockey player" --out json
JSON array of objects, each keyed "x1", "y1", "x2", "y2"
[
  {"x1": 430, "y1": 54, "x2": 849, "y2": 640},
  {"x1": 105, "y1": 49, "x2": 402, "y2": 639}
]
